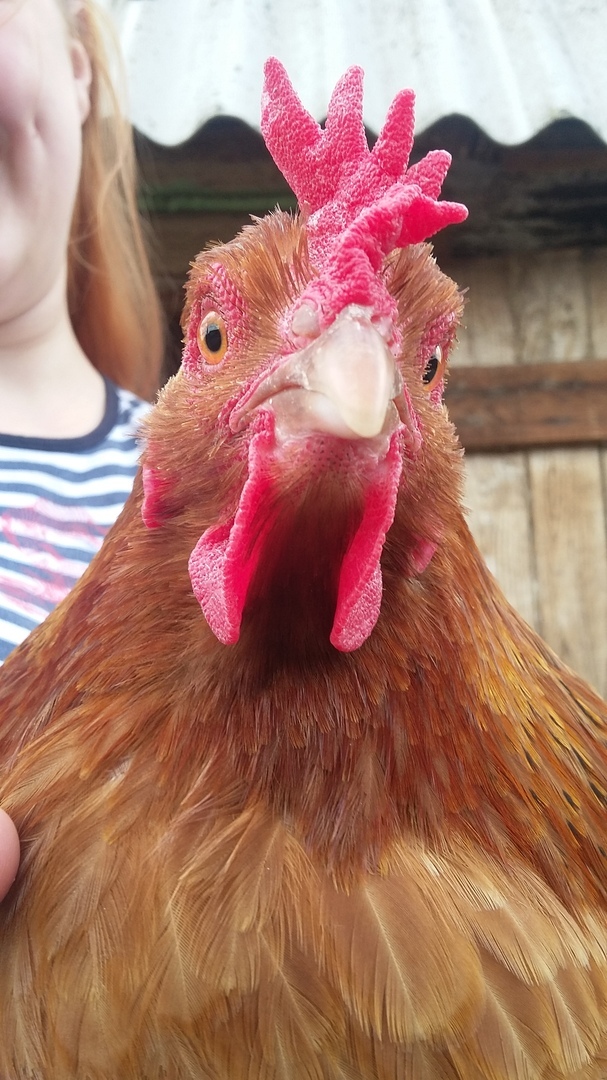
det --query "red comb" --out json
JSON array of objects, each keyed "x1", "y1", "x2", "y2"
[
  {"x1": 261, "y1": 62, "x2": 369, "y2": 216},
  {"x1": 261, "y1": 59, "x2": 467, "y2": 328}
]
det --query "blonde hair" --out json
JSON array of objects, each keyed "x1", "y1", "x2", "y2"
[{"x1": 64, "y1": 0, "x2": 164, "y2": 400}]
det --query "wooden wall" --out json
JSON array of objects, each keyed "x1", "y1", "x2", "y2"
[{"x1": 443, "y1": 246, "x2": 607, "y2": 696}]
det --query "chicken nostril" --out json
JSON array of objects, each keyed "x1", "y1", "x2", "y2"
[{"x1": 291, "y1": 302, "x2": 320, "y2": 338}]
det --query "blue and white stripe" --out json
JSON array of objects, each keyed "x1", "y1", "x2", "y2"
[{"x1": 0, "y1": 381, "x2": 149, "y2": 662}]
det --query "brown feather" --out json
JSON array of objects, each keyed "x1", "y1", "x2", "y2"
[{"x1": 0, "y1": 218, "x2": 607, "y2": 1077}]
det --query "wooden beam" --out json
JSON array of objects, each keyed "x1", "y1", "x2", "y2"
[{"x1": 446, "y1": 359, "x2": 607, "y2": 452}]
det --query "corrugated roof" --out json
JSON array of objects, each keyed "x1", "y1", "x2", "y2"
[{"x1": 101, "y1": 0, "x2": 607, "y2": 147}]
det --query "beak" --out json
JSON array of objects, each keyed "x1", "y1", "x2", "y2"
[{"x1": 230, "y1": 305, "x2": 402, "y2": 441}]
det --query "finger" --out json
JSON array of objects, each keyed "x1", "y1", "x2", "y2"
[{"x1": 0, "y1": 809, "x2": 20, "y2": 900}]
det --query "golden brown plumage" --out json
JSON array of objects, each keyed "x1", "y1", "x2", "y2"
[{"x1": 1, "y1": 68, "x2": 607, "y2": 1077}]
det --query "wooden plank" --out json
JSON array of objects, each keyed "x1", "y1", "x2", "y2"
[
  {"x1": 449, "y1": 256, "x2": 517, "y2": 367},
  {"x1": 446, "y1": 256, "x2": 540, "y2": 632},
  {"x1": 505, "y1": 249, "x2": 589, "y2": 363},
  {"x1": 587, "y1": 251, "x2": 607, "y2": 515},
  {"x1": 588, "y1": 248, "x2": 607, "y2": 356},
  {"x1": 543, "y1": 248, "x2": 589, "y2": 362},
  {"x1": 446, "y1": 358, "x2": 607, "y2": 452},
  {"x1": 464, "y1": 454, "x2": 538, "y2": 627},
  {"x1": 529, "y1": 448, "x2": 607, "y2": 696},
  {"x1": 521, "y1": 250, "x2": 607, "y2": 697},
  {"x1": 448, "y1": 248, "x2": 607, "y2": 695},
  {"x1": 148, "y1": 212, "x2": 252, "y2": 281},
  {"x1": 587, "y1": 248, "x2": 607, "y2": 691}
]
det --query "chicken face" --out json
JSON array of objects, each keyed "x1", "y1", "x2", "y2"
[{"x1": 142, "y1": 61, "x2": 467, "y2": 655}]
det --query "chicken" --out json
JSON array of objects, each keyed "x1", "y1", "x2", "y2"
[{"x1": 1, "y1": 57, "x2": 607, "y2": 1080}]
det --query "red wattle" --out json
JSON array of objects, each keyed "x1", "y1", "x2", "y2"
[
  {"x1": 187, "y1": 420, "x2": 413, "y2": 652},
  {"x1": 187, "y1": 414, "x2": 274, "y2": 645},
  {"x1": 331, "y1": 431, "x2": 403, "y2": 651}
]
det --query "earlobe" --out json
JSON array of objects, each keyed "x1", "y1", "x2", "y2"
[{"x1": 70, "y1": 37, "x2": 92, "y2": 124}]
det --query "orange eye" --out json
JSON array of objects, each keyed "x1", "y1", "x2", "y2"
[
  {"x1": 197, "y1": 311, "x2": 228, "y2": 365},
  {"x1": 422, "y1": 344, "x2": 446, "y2": 390}
]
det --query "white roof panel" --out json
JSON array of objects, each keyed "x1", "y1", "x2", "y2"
[{"x1": 101, "y1": 0, "x2": 607, "y2": 147}]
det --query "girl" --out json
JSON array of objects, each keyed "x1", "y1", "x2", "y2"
[
  {"x1": 0, "y1": 0, "x2": 165, "y2": 892},
  {"x1": 0, "y1": 0, "x2": 165, "y2": 661}
]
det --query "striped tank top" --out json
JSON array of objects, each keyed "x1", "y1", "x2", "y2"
[{"x1": 0, "y1": 380, "x2": 149, "y2": 662}]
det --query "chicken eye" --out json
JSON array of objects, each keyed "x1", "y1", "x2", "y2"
[
  {"x1": 197, "y1": 311, "x2": 228, "y2": 366},
  {"x1": 422, "y1": 345, "x2": 445, "y2": 389}
]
